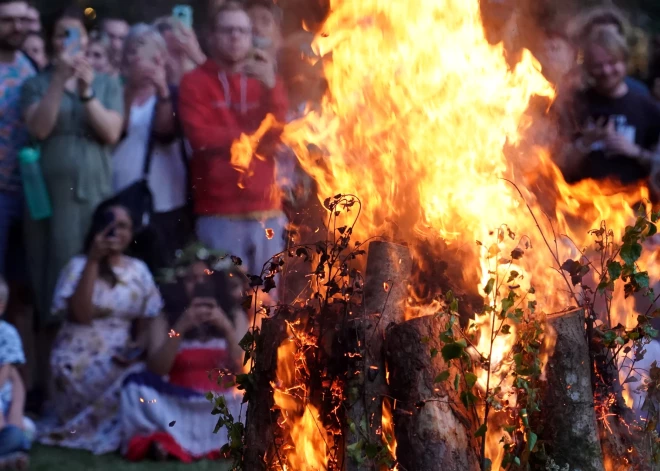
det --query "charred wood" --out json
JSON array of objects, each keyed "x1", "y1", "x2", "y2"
[{"x1": 384, "y1": 314, "x2": 481, "y2": 471}]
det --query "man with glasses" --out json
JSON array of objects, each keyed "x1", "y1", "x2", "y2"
[
  {"x1": 0, "y1": 0, "x2": 36, "y2": 430},
  {"x1": 0, "y1": 0, "x2": 34, "y2": 276},
  {"x1": 179, "y1": 2, "x2": 289, "y2": 279}
]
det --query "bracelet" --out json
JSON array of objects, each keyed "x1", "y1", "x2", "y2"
[{"x1": 80, "y1": 90, "x2": 96, "y2": 102}]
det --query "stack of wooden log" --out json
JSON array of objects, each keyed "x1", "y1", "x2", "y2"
[{"x1": 243, "y1": 241, "x2": 630, "y2": 471}]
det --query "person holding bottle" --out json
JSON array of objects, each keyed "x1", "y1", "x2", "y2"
[{"x1": 20, "y1": 5, "x2": 123, "y2": 333}]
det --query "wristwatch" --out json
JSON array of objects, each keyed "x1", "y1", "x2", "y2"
[{"x1": 80, "y1": 89, "x2": 96, "y2": 102}]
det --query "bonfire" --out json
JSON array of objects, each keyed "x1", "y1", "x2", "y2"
[{"x1": 217, "y1": 0, "x2": 660, "y2": 470}]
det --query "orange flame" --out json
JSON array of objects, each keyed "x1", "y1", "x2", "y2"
[
  {"x1": 232, "y1": 0, "x2": 657, "y2": 467},
  {"x1": 274, "y1": 334, "x2": 328, "y2": 470}
]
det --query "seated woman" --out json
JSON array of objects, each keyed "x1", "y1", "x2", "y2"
[
  {"x1": 38, "y1": 202, "x2": 163, "y2": 454},
  {"x1": 121, "y1": 244, "x2": 248, "y2": 462}
]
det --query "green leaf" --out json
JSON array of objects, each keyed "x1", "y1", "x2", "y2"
[
  {"x1": 434, "y1": 370, "x2": 451, "y2": 383},
  {"x1": 465, "y1": 372, "x2": 478, "y2": 389},
  {"x1": 430, "y1": 348, "x2": 438, "y2": 358},
  {"x1": 607, "y1": 261, "x2": 623, "y2": 281},
  {"x1": 621, "y1": 242, "x2": 643, "y2": 265},
  {"x1": 454, "y1": 372, "x2": 461, "y2": 391},
  {"x1": 501, "y1": 324, "x2": 511, "y2": 335},
  {"x1": 603, "y1": 330, "x2": 617, "y2": 346},
  {"x1": 475, "y1": 423, "x2": 488, "y2": 438},
  {"x1": 442, "y1": 342, "x2": 465, "y2": 362},
  {"x1": 460, "y1": 391, "x2": 477, "y2": 408},
  {"x1": 484, "y1": 278, "x2": 495, "y2": 295},
  {"x1": 634, "y1": 272, "x2": 650, "y2": 288},
  {"x1": 527, "y1": 431, "x2": 538, "y2": 452}
]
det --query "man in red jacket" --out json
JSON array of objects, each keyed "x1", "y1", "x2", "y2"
[{"x1": 179, "y1": 2, "x2": 289, "y2": 277}]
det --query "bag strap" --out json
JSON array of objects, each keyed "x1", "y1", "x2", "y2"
[{"x1": 141, "y1": 101, "x2": 158, "y2": 179}]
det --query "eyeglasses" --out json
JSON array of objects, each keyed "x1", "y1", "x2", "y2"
[
  {"x1": 0, "y1": 16, "x2": 29, "y2": 26},
  {"x1": 215, "y1": 26, "x2": 251, "y2": 36}
]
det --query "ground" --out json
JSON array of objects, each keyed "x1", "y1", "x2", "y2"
[{"x1": 31, "y1": 445, "x2": 233, "y2": 471}]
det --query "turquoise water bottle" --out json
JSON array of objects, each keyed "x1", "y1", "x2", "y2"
[{"x1": 19, "y1": 147, "x2": 52, "y2": 220}]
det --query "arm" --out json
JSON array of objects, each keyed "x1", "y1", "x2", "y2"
[
  {"x1": 82, "y1": 98, "x2": 124, "y2": 145},
  {"x1": 178, "y1": 73, "x2": 244, "y2": 156},
  {"x1": 7, "y1": 367, "x2": 25, "y2": 428},
  {"x1": 151, "y1": 87, "x2": 176, "y2": 138},
  {"x1": 67, "y1": 258, "x2": 100, "y2": 325},
  {"x1": 224, "y1": 311, "x2": 249, "y2": 371},
  {"x1": 146, "y1": 314, "x2": 185, "y2": 376},
  {"x1": 76, "y1": 59, "x2": 123, "y2": 145},
  {"x1": 24, "y1": 73, "x2": 67, "y2": 141}
]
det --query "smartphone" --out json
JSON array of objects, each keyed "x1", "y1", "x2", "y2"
[
  {"x1": 172, "y1": 5, "x2": 194, "y2": 29},
  {"x1": 64, "y1": 27, "x2": 81, "y2": 55},
  {"x1": 193, "y1": 281, "x2": 216, "y2": 303},
  {"x1": 101, "y1": 209, "x2": 116, "y2": 238}
]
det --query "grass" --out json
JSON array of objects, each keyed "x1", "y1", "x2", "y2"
[{"x1": 30, "y1": 445, "x2": 233, "y2": 471}]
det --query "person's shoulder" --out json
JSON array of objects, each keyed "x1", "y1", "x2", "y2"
[
  {"x1": 181, "y1": 61, "x2": 214, "y2": 88},
  {"x1": 0, "y1": 320, "x2": 20, "y2": 341},
  {"x1": 93, "y1": 72, "x2": 122, "y2": 87},
  {"x1": 625, "y1": 76, "x2": 650, "y2": 96},
  {"x1": 16, "y1": 52, "x2": 37, "y2": 76},
  {"x1": 627, "y1": 88, "x2": 660, "y2": 118}
]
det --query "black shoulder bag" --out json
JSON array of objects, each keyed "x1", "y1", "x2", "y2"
[{"x1": 112, "y1": 109, "x2": 158, "y2": 234}]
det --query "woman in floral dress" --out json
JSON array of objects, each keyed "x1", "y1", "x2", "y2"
[{"x1": 38, "y1": 202, "x2": 163, "y2": 454}]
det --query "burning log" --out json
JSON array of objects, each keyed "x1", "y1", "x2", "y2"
[
  {"x1": 543, "y1": 309, "x2": 605, "y2": 471},
  {"x1": 384, "y1": 315, "x2": 481, "y2": 471},
  {"x1": 244, "y1": 315, "x2": 289, "y2": 471},
  {"x1": 345, "y1": 241, "x2": 412, "y2": 470}
]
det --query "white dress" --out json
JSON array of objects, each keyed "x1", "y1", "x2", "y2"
[{"x1": 38, "y1": 255, "x2": 163, "y2": 454}]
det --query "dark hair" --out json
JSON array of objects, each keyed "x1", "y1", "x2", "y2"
[
  {"x1": 45, "y1": 5, "x2": 86, "y2": 55},
  {"x1": 83, "y1": 199, "x2": 134, "y2": 288}
]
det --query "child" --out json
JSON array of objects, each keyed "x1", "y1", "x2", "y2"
[{"x1": 0, "y1": 276, "x2": 32, "y2": 470}]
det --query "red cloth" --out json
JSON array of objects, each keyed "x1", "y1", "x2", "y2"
[
  {"x1": 126, "y1": 432, "x2": 222, "y2": 463},
  {"x1": 168, "y1": 347, "x2": 230, "y2": 392},
  {"x1": 178, "y1": 59, "x2": 289, "y2": 216}
]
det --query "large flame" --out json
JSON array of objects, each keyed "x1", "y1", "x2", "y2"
[{"x1": 234, "y1": 0, "x2": 655, "y2": 467}]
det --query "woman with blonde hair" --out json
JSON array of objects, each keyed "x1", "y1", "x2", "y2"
[
  {"x1": 112, "y1": 24, "x2": 192, "y2": 271},
  {"x1": 555, "y1": 27, "x2": 660, "y2": 192}
]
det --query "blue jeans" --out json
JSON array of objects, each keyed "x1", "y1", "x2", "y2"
[
  {"x1": 0, "y1": 191, "x2": 25, "y2": 279},
  {"x1": 196, "y1": 213, "x2": 288, "y2": 276},
  {"x1": 0, "y1": 425, "x2": 30, "y2": 456}
]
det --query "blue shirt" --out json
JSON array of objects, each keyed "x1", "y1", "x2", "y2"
[{"x1": 0, "y1": 52, "x2": 36, "y2": 193}]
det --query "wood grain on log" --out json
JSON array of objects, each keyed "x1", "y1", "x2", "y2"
[
  {"x1": 544, "y1": 309, "x2": 605, "y2": 471},
  {"x1": 345, "y1": 241, "x2": 412, "y2": 471},
  {"x1": 385, "y1": 315, "x2": 481, "y2": 471},
  {"x1": 244, "y1": 316, "x2": 289, "y2": 471}
]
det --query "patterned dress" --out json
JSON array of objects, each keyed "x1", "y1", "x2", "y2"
[
  {"x1": 20, "y1": 70, "x2": 124, "y2": 326},
  {"x1": 38, "y1": 255, "x2": 163, "y2": 454}
]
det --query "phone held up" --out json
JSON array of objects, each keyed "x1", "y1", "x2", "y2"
[
  {"x1": 64, "y1": 27, "x2": 81, "y2": 56},
  {"x1": 172, "y1": 5, "x2": 194, "y2": 29},
  {"x1": 101, "y1": 209, "x2": 116, "y2": 238}
]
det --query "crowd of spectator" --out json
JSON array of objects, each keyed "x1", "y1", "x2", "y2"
[{"x1": 0, "y1": 0, "x2": 660, "y2": 468}]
